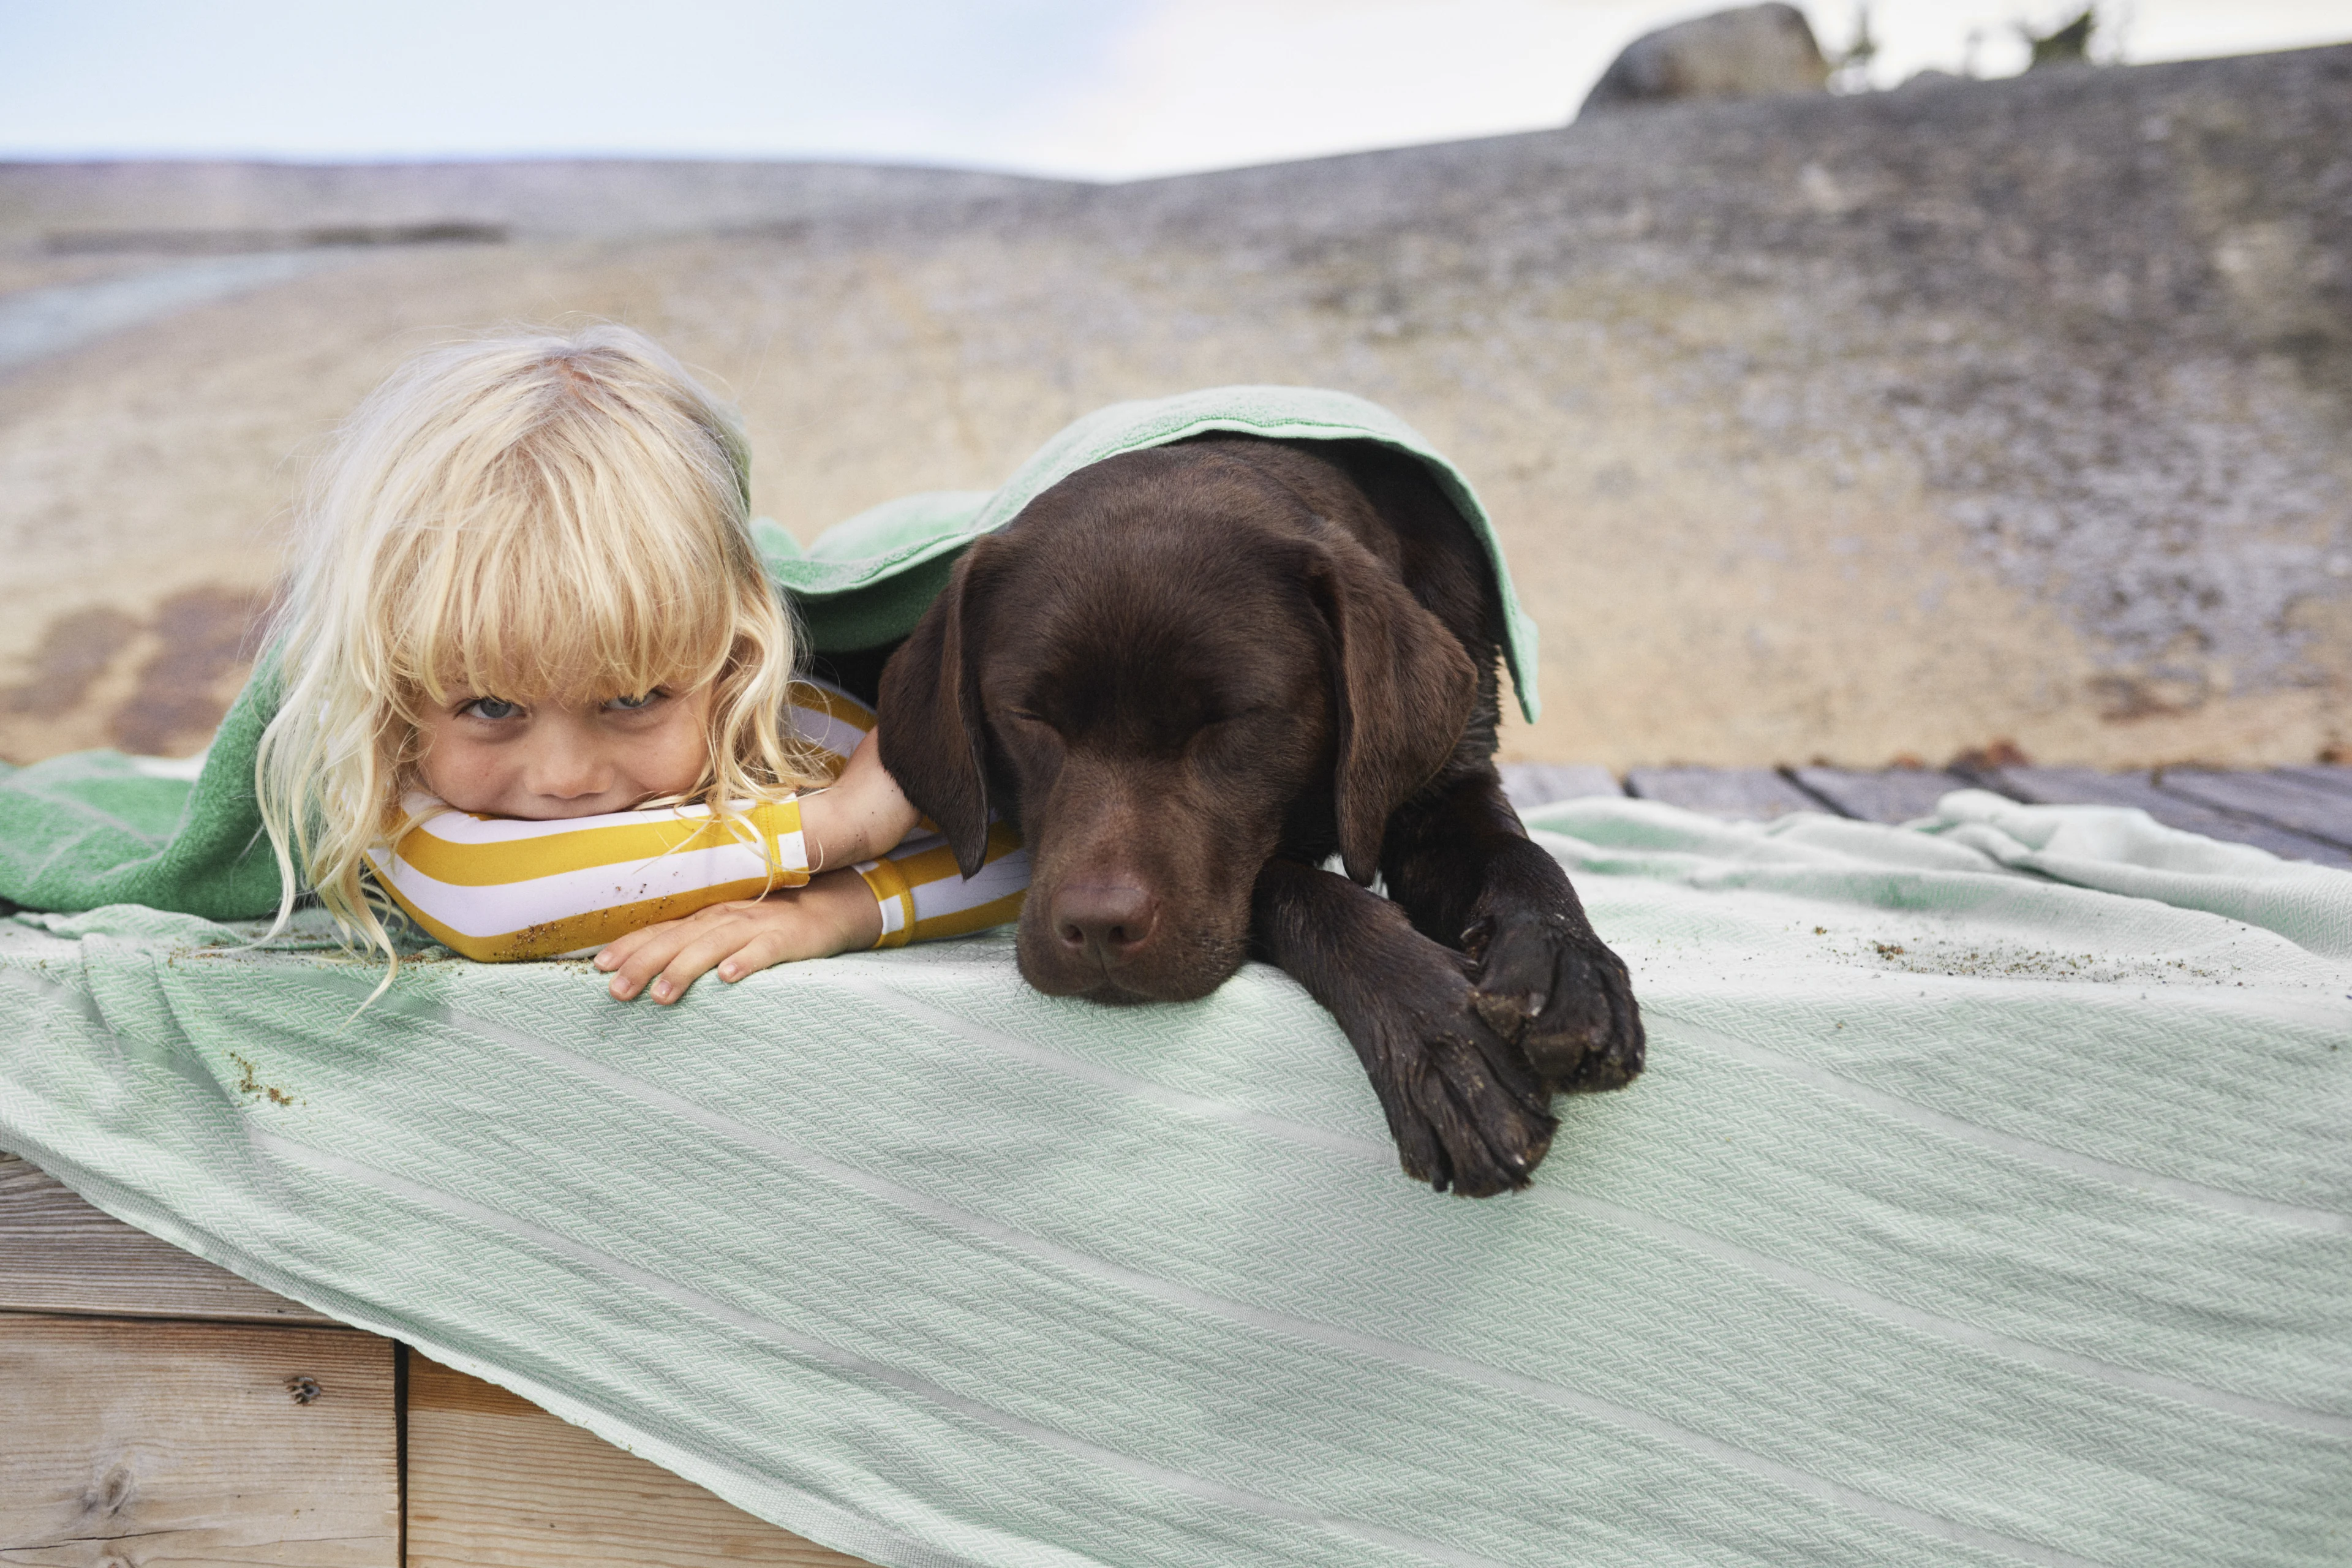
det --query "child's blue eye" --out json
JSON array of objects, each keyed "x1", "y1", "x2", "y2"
[
  {"x1": 466, "y1": 697, "x2": 521, "y2": 721},
  {"x1": 606, "y1": 690, "x2": 664, "y2": 712}
]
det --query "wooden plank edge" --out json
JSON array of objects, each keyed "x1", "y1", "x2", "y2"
[{"x1": 0, "y1": 1150, "x2": 339, "y2": 1325}]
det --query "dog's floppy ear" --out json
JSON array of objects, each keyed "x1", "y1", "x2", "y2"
[
  {"x1": 878, "y1": 537, "x2": 997, "y2": 877},
  {"x1": 1306, "y1": 536, "x2": 1479, "y2": 885}
]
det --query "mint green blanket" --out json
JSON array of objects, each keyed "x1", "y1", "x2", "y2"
[
  {"x1": 4, "y1": 793, "x2": 2346, "y2": 1567},
  {"x1": 0, "y1": 385, "x2": 1537, "y2": 919}
]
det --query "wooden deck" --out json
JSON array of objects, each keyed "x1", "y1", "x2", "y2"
[
  {"x1": 5, "y1": 764, "x2": 2346, "y2": 1560},
  {"x1": 1502, "y1": 761, "x2": 2352, "y2": 868},
  {"x1": 0, "y1": 1153, "x2": 868, "y2": 1566}
]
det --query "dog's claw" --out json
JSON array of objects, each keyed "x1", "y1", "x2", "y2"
[
  {"x1": 1469, "y1": 908, "x2": 1645, "y2": 1095},
  {"x1": 1469, "y1": 985, "x2": 1544, "y2": 1042}
]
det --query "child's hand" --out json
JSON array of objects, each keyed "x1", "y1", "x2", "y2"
[
  {"x1": 797, "y1": 726, "x2": 920, "y2": 869},
  {"x1": 595, "y1": 868, "x2": 883, "y2": 1003}
]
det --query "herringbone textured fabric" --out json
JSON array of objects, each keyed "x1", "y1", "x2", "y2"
[{"x1": 2, "y1": 793, "x2": 2345, "y2": 1567}]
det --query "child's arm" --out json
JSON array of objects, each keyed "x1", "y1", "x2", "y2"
[
  {"x1": 599, "y1": 816, "x2": 1033, "y2": 1005},
  {"x1": 595, "y1": 868, "x2": 881, "y2": 1003},
  {"x1": 794, "y1": 726, "x2": 920, "y2": 868},
  {"x1": 371, "y1": 794, "x2": 813, "y2": 962}
]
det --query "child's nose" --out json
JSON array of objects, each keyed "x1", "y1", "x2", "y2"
[{"x1": 527, "y1": 731, "x2": 610, "y2": 800}]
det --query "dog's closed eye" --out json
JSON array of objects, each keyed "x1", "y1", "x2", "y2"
[{"x1": 1187, "y1": 709, "x2": 1281, "y2": 758}]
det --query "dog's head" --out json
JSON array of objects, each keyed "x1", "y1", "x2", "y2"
[{"x1": 878, "y1": 442, "x2": 1476, "y2": 1004}]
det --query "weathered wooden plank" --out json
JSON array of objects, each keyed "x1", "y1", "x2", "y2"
[
  {"x1": 0, "y1": 1150, "x2": 337, "y2": 1324},
  {"x1": 1499, "y1": 763, "x2": 1623, "y2": 811},
  {"x1": 2273, "y1": 764, "x2": 2352, "y2": 800},
  {"x1": 1988, "y1": 767, "x2": 2352, "y2": 868},
  {"x1": 0, "y1": 1314, "x2": 397, "y2": 1565},
  {"x1": 405, "y1": 1352, "x2": 872, "y2": 1567},
  {"x1": 1787, "y1": 767, "x2": 1973, "y2": 824},
  {"x1": 1624, "y1": 767, "x2": 1819, "y2": 820},
  {"x1": 2155, "y1": 769, "x2": 2352, "y2": 850}
]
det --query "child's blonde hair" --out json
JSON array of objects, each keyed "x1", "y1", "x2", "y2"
[{"x1": 255, "y1": 323, "x2": 825, "y2": 965}]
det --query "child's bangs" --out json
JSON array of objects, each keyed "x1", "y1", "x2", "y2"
[{"x1": 394, "y1": 439, "x2": 747, "y2": 707}]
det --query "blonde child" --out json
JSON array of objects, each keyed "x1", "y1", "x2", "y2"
[{"x1": 254, "y1": 324, "x2": 1027, "y2": 1002}]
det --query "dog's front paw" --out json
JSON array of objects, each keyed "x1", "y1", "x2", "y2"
[
  {"x1": 1359, "y1": 957, "x2": 1558, "y2": 1197},
  {"x1": 1465, "y1": 909, "x2": 1645, "y2": 1093}
]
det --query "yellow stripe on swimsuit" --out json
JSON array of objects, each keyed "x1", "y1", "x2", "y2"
[
  {"x1": 389, "y1": 797, "x2": 809, "y2": 888},
  {"x1": 370, "y1": 679, "x2": 1029, "y2": 961},
  {"x1": 370, "y1": 795, "x2": 809, "y2": 961}
]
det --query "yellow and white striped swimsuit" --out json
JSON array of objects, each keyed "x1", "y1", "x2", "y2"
[{"x1": 369, "y1": 680, "x2": 1029, "y2": 962}]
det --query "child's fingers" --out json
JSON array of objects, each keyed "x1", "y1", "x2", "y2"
[
  {"x1": 595, "y1": 880, "x2": 868, "y2": 1003},
  {"x1": 712, "y1": 918, "x2": 839, "y2": 982},
  {"x1": 597, "y1": 908, "x2": 740, "y2": 1000},
  {"x1": 645, "y1": 921, "x2": 768, "y2": 1003},
  {"x1": 594, "y1": 924, "x2": 662, "y2": 981}
]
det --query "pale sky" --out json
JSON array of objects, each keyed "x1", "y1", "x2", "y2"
[{"x1": 1, "y1": 1, "x2": 2346, "y2": 181}]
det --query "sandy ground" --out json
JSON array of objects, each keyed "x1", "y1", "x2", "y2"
[
  {"x1": 2, "y1": 53, "x2": 2345, "y2": 768},
  {"x1": 0, "y1": 226, "x2": 2334, "y2": 771}
]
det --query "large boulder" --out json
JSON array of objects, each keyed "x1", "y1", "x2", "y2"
[{"x1": 1580, "y1": 2, "x2": 1830, "y2": 115}]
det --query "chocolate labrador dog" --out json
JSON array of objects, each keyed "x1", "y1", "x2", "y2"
[{"x1": 877, "y1": 435, "x2": 1643, "y2": 1195}]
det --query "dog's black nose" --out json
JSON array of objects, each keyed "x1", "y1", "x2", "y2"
[{"x1": 1053, "y1": 883, "x2": 1158, "y2": 964}]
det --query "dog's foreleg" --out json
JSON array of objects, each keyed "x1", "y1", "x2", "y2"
[
  {"x1": 1250, "y1": 858, "x2": 1555, "y2": 1196},
  {"x1": 1379, "y1": 771, "x2": 1646, "y2": 1093}
]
